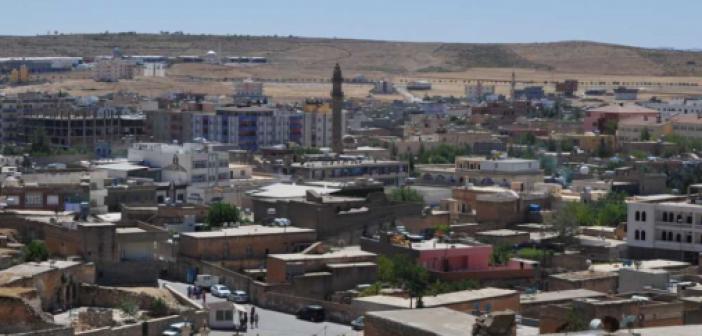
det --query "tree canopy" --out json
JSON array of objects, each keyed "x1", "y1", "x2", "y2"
[
  {"x1": 205, "y1": 202, "x2": 241, "y2": 228},
  {"x1": 389, "y1": 187, "x2": 424, "y2": 203}
]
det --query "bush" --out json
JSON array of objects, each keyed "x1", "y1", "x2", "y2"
[
  {"x1": 516, "y1": 247, "x2": 552, "y2": 261},
  {"x1": 23, "y1": 240, "x2": 49, "y2": 262},
  {"x1": 149, "y1": 298, "x2": 169, "y2": 317}
]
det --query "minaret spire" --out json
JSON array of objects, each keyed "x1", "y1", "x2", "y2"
[{"x1": 331, "y1": 63, "x2": 344, "y2": 154}]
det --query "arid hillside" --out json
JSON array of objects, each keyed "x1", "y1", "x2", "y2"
[{"x1": 2, "y1": 34, "x2": 702, "y2": 78}]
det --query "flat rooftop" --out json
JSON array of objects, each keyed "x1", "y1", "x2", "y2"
[
  {"x1": 367, "y1": 307, "x2": 476, "y2": 336},
  {"x1": 0, "y1": 260, "x2": 82, "y2": 286},
  {"x1": 476, "y1": 229, "x2": 529, "y2": 237},
  {"x1": 410, "y1": 239, "x2": 483, "y2": 251},
  {"x1": 181, "y1": 225, "x2": 315, "y2": 239},
  {"x1": 521, "y1": 289, "x2": 606, "y2": 305},
  {"x1": 116, "y1": 227, "x2": 146, "y2": 234},
  {"x1": 290, "y1": 160, "x2": 404, "y2": 168},
  {"x1": 356, "y1": 287, "x2": 516, "y2": 308},
  {"x1": 591, "y1": 259, "x2": 690, "y2": 273},
  {"x1": 550, "y1": 270, "x2": 617, "y2": 282},
  {"x1": 95, "y1": 162, "x2": 148, "y2": 172},
  {"x1": 270, "y1": 246, "x2": 374, "y2": 261},
  {"x1": 247, "y1": 183, "x2": 340, "y2": 199}
]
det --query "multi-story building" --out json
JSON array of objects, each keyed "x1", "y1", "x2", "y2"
[
  {"x1": 0, "y1": 92, "x2": 145, "y2": 149},
  {"x1": 644, "y1": 98, "x2": 702, "y2": 120},
  {"x1": 233, "y1": 79, "x2": 266, "y2": 105},
  {"x1": 617, "y1": 116, "x2": 671, "y2": 142},
  {"x1": 93, "y1": 58, "x2": 135, "y2": 82},
  {"x1": 670, "y1": 114, "x2": 702, "y2": 139},
  {"x1": 626, "y1": 192, "x2": 702, "y2": 262},
  {"x1": 583, "y1": 103, "x2": 658, "y2": 133},
  {"x1": 191, "y1": 106, "x2": 301, "y2": 151},
  {"x1": 301, "y1": 99, "x2": 345, "y2": 148},
  {"x1": 127, "y1": 142, "x2": 230, "y2": 188},
  {"x1": 0, "y1": 170, "x2": 108, "y2": 213},
  {"x1": 284, "y1": 157, "x2": 408, "y2": 185},
  {"x1": 454, "y1": 156, "x2": 543, "y2": 190}
]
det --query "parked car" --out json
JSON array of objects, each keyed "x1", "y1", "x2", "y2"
[
  {"x1": 351, "y1": 316, "x2": 365, "y2": 330},
  {"x1": 227, "y1": 290, "x2": 249, "y2": 303},
  {"x1": 297, "y1": 305, "x2": 325, "y2": 322},
  {"x1": 162, "y1": 322, "x2": 193, "y2": 336},
  {"x1": 210, "y1": 284, "x2": 231, "y2": 298}
]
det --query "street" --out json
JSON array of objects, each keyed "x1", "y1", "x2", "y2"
[{"x1": 161, "y1": 280, "x2": 361, "y2": 336}]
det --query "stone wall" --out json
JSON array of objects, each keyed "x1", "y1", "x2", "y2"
[{"x1": 76, "y1": 310, "x2": 208, "y2": 336}]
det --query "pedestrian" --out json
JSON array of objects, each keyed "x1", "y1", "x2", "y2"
[
  {"x1": 250, "y1": 306, "x2": 256, "y2": 318},
  {"x1": 250, "y1": 313, "x2": 255, "y2": 329},
  {"x1": 187, "y1": 286, "x2": 192, "y2": 298},
  {"x1": 254, "y1": 312, "x2": 259, "y2": 328}
]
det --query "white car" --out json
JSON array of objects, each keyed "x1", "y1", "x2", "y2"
[
  {"x1": 210, "y1": 284, "x2": 231, "y2": 298},
  {"x1": 162, "y1": 322, "x2": 192, "y2": 336}
]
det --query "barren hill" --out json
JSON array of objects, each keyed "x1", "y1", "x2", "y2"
[{"x1": 2, "y1": 33, "x2": 702, "y2": 78}]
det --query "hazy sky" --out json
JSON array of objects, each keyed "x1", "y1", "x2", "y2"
[{"x1": 3, "y1": 0, "x2": 700, "y2": 49}]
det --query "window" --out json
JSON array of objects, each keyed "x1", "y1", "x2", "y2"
[
  {"x1": 668, "y1": 232, "x2": 673, "y2": 241},
  {"x1": 25, "y1": 192, "x2": 43, "y2": 207},
  {"x1": 46, "y1": 195, "x2": 59, "y2": 206},
  {"x1": 687, "y1": 235, "x2": 693, "y2": 243},
  {"x1": 662, "y1": 212, "x2": 668, "y2": 222},
  {"x1": 661, "y1": 231, "x2": 667, "y2": 241},
  {"x1": 635, "y1": 211, "x2": 640, "y2": 221},
  {"x1": 634, "y1": 230, "x2": 640, "y2": 240},
  {"x1": 641, "y1": 231, "x2": 646, "y2": 241},
  {"x1": 676, "y1": 234, "x2": 682, "y2": 242},
  {"x1": 642, "y1": 212, "x2": 646, "y2": 221}
]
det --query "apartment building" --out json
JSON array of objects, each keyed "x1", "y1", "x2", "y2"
[
  {"x1": 192, "y1": 106, "x2": 302, "y2": 151},
  {"x1": 454, "y1": 156, "x2": 543, "y2": 191},
  {"x1": 127, "y1": 142, "x2": 230, "y2": 188},
  {"x1": 670, "y1": 114, "x2": 702, "y2": 139},
  {"x1": 626, "y1": 192, "x2": 702, "y2": 262},
  {"x1": 93, "y1": 58, "x2": 135, "y2": 82},
  {"x1": 644, "y1": 98, "x2": 702, "y2": 119},
  {"x1": 617, "y1": 117, "x2": 671, "y2": 142},
  {"x1": 301, "y1": 99, "x2": 347, "y2": 148}
]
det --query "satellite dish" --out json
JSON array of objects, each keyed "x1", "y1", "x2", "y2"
[{"x1": 589, "y1": 318, "x2": 603, "y2": 330}]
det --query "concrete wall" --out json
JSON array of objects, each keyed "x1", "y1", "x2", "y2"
[
  {"x1": 618, "y1": 268, "x2": 669, "y2": 293},
  {"x1": 76, "y1": 310, "x2": 208, "y2": 336},
  {"x1": 548, "y1": 275, "x2": 618, "y2": 293}
]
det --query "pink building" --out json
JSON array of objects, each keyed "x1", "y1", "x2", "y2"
[
  {"x1": 411, "y1": 240, "x2": 536, "y2": 281},
  {"x1": 583, "y1": 103, "x2": 658, "y2": 134}
]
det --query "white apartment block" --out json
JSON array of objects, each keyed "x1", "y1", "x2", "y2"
[
  {"x1": 644, "y1": 99, "x2": 702, "y2": 120},
  {"x1": 627, "y1": 194, "x2": 702, "y2": 260},
  {"x1": 127, "y1": 142, "x2": 230, "y2": 187}
]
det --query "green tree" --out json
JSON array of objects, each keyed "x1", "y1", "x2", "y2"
[
  {"x1": 205, "y1": 203, "x2": 241, "y2": 228},
  {"x1": 389, "y1": 187, "x2": 424, "y2": 203},
  {"x1": 551, "y1": 202, "x2": 585, "y2": 241},
  {"x1": 23, "y1": 240, "x2": 49, "y2": 262},
  {"x1": 640, "y1": 127, "x2": 651, "y2": 141},
  {"x1": 377, "y1": 255, "x2": 429, "y2": 308},
  {"x1": 489, "y1": 244, "x2": 513, "y2": 265}
]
